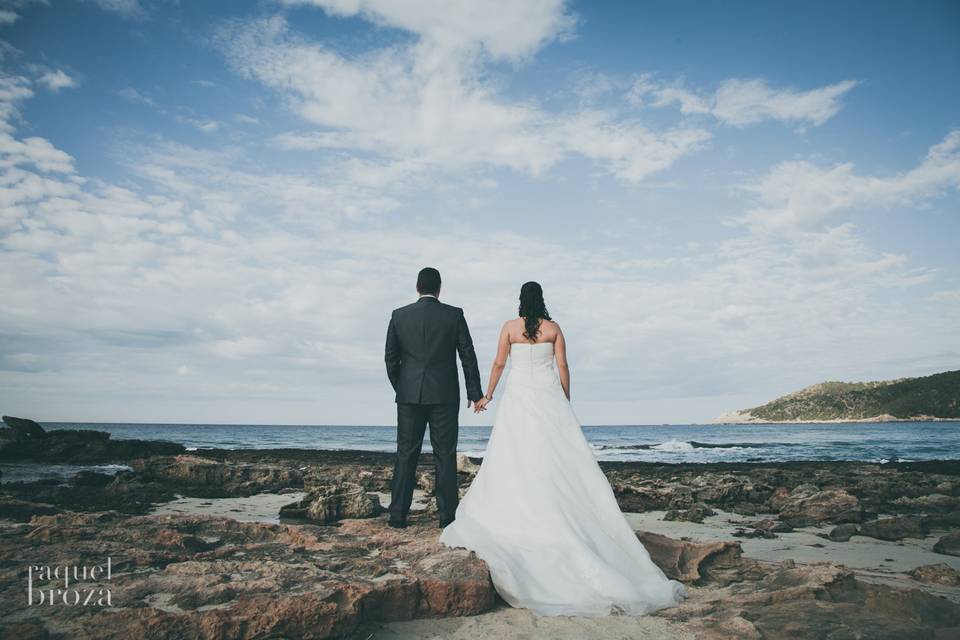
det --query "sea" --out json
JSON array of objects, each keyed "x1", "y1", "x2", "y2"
[{"x1": 2, "y1": 421, "x2": 957, "y2": 484}]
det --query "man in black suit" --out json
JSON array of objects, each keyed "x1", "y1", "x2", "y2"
[{"x1": 385, "y1": 267, "x2": 484, "y2": 528}]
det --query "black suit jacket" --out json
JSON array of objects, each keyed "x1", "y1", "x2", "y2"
[{"x1": 385, "y1": 296, "x2": 483, "y2": 405}]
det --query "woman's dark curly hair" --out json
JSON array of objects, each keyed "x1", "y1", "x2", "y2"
[{"x1": 518, "y1": 281, "x2": 551, "y2": 342}]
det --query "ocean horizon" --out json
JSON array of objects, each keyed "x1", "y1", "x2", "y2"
[{"x1": 25, "y1": 420, "x2": 960, "y2": 464}]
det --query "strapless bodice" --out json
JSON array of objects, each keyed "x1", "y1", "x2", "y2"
[
  {"x1": 508, "y1": 341, "x2": 556, "y2": 377},
  {"x1": 509, "y1": 341, "x2": 554, "y2": 363}
]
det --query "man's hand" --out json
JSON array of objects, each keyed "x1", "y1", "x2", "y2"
[{"x1": 472, "y1": 397, "x2": 489, "y2": 413}]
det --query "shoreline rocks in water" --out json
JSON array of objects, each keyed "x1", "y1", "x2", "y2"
[{"x1": 0, "y1": 415, "x2": 185, "y2": 463}]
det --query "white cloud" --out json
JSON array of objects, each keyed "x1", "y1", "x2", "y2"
[
  {"x1": 0, "y1": 132, "x2": 76, "y2": 173},
  {"x1": 557, "y1": 110, "x2": 710, "y2": 181},
  {"x1": 116, "y1": 87, "x2": 156, "y2": 107},
  {"x1": 217, "y1": 13, "x2": 706, "y2": 182},
  {"x1": 742, "y1": 129, "x2": 960, "y2": 230},
  {"x1": 630, "y1": 75, "x2": 858, "y2": 128},
  {"x1": 87, "y1": 0, "x2": 145, "y2": 18},
  {"x1": 0, "y1": 76, "x2": 951, "y2": 422},
  {"x1": 280, "y1": 0, "x2": 577, "y2": 62},
  {"x1": 176, "y1": 116, "x2": 220, "y2": 133},
  {"x1": 0, "y1": 73, "x2": 33, "y2": 133},
  {"x1": 0, "y1": 0, "x2": 45, "y2": 26},
  {"x1": 0, "y1": 11, "x2": 956, "y2": 425},
  {"x1": 38, "y1": 69, "x2": 77, "y2": 92},
  {"x1": 929, "y1": 289, "x2": 960, "y2": 304},
  {"x1": 218, "y1": 15, "x2": 560, "y2": 173}
]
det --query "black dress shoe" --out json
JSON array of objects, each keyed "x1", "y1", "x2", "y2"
[
  {"x1": 438, "y1": 517, "x2": 454, "y2": 528},
  {"x1": 388, "y1": 518, "x2": 407, "y2": 528}
]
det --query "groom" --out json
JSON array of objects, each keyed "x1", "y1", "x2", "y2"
[{"x1": 384, "y1": 267, "x2": 484, "y2": 528}]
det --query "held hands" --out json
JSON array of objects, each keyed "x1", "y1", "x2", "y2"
[{"x1": 472, "y1": 395, "x2": 492, "y2": 413}]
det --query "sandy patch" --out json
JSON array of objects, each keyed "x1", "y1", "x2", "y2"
[{"x1": 354, "y1": 604, "x2": 694, "y2": 639}]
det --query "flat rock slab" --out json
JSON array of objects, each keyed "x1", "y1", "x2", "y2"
[
  {"x1": 657, "y1": 560, "x2": 960, "y2": 639},
  {"x1": 0, "y1": 511, "x2": 495, "y2": 639}
]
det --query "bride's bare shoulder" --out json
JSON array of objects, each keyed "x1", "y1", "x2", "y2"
[{"x1": 540, "y1": 319, "x2": 562, "y2": 339}]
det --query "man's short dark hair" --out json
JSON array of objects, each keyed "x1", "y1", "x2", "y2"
[{"x1": 417, "y1": 267, "x2": 441, "y2": 295}]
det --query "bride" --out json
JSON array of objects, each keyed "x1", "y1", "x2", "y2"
[{"x1": 439, "y1": 281, "x2": 687, "y2": 616}]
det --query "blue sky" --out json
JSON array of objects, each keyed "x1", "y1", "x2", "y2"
[{"x1": 1, "y1": 0, "x2": 958, "y2": 425}]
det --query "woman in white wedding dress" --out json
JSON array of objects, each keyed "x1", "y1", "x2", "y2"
[{"x1": 439, "y1": 282, "x2": 687, "y2": 616}]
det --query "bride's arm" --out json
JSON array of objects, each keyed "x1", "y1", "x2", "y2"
[
  {"x1": 483, "y1": 323, "x2": 511, "y2": 403},
  {"x1": 555, "y1": 325, "x2": 570, "y2": 400}
]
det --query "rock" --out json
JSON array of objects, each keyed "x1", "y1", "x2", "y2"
[
  {"x1": 665, "y1": 559, "x2": 960, "y2": 640},
  {"x1": 732, "y1": 527, "x2": 777, "y2": 539},
  {"x1": 635, "y1": 530, "x2": 743, "y2": 584},
  {"x1": 0, "y1": 511, "x2": 496, "y2": 639},
  {"x1": 416, "y1": 469, "x2": 435, "y2": 494},
  {"x1": 130, "y1": 455, "x2": 303, "y2": 497},
  {"x1": 728, "y1": 503, "x2": 763, "y2": 516},
  {"x1": 456, "y1": 454, "x2": 481, "y2": 474},
  {"x1": 858, "y1": 516, "x2": 926, "y2": 541},
  {"x1": 828, "y1": 523, "x2": 860, "y2": 542},
  {"x1": 781, "y1": 514, "x2": 817, "y2": 528},
  {"x1": 750, "y1": 518, "x2": 793, "y2": 533},
  {"x1": 2, "y1": 415, "x2": 46, "y2": 438},
  {"x1": 774, "y1": 484, "x2": 861, "y2": 524},
  {"x1": 925, "y1": 510, "x2": 960, "y2": 530},
  {"x1": 0, "y1": 497, "x2": 60, "y2": 521},
  {"x1": 100, "y1": 437, "x2": 187, "y2": 460},
  {"x1": 767, "y1": 484, "x2": 805, "y2": 511},
  {"x1": 612, "y1": 481, "x2": 693, "y2": 512},
  {"x1": 73, "y1": 470, "x2": 115, "y2": 487},
  {"x1": 714, "y1": 615, "x2": 762, "y2": 640},
  {"x1": 663, "y1": 503, "x2": 716, "y2": 523},
  {"x1": 279, "y1": 483, "x2": 382, "y2": 523},
  {"x1": 0, "y1": 472, "x2": 178, "y2": 518},
  {"x1": 934, "y1": 531, "x2": 960, "y2": 556},
  {"x1": 893, "y1": 493, "x2": 959, "y2": 513},
  {"x1": 0, "y1": 416, "x2": 185, "y2": 462},
  {"x1": 909, "y1": 563, "x2": 960, "y2": 586}
]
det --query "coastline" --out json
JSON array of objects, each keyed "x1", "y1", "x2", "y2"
[
  {"x1": 3, "y1": 445, "x2": 960, "y2": 638},
  {"x1": 712, "y1": 412, "x2": 960, "y2": 424}
]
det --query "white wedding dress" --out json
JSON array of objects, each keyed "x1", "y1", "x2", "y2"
[{"x1": 439, "y1": 341, "x2": 687, "y2": 616}]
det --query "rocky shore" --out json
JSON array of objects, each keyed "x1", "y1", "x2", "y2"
[
  {"x1": 0, "y1": 416, "x2": 185, "y2": 463},
  {"x1": 2, "y1": 422, "x2": 960, "y2": 638}
]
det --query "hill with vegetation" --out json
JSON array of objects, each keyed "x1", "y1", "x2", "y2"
[{"x1": 716, "y1": 369, "x2": 960, "y2": 423}]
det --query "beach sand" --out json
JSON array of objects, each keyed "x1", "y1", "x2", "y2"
[{"x1": 353, "y1": 605, "x2": 694, "y2": 639}]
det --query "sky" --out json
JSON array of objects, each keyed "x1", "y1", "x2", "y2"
[{"x1": 0, "y1": 0, "x2": 958, "y2": 426}]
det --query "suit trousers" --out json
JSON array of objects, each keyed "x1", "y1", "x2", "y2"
[{"x1": 389, "y1": 402, "x2": 460, "y2": 522}]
